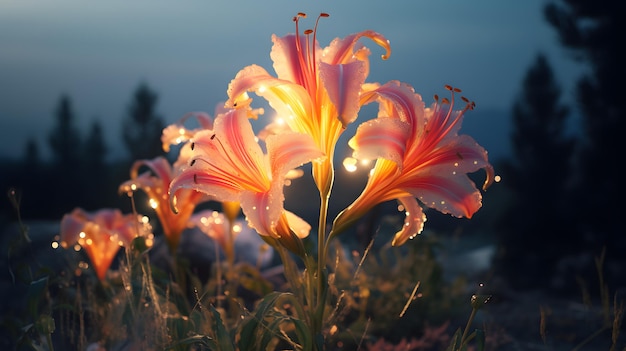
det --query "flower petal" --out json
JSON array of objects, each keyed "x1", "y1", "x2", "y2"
[
  {"x1": 270, "y1": 34, "x2": 321, "y2": 86},
  {"x1": 319, "y1": 61, "x2": 367, "y2": 127},
  {"x1": 349, "y1": 117, "x2": 410, "y2": 168},
  {"x1": 392, "y1": 196, "x2": 426, "y2": 246},
  {"x1": 265, "y1": 132, "x2": 324, "y2": 180},
  {"x1": 402, "y1": 172, "x2": 483, "y2": 219},
  {"x1": 226, "y1": 64, "x2": 315, "y2": 135},
  {"x1": 323, "y1": 30, "x2": 391, "y2": 64}
]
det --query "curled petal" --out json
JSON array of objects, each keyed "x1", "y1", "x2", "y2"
[
  {"x1": 265, "y1": 132, "x2": 325, "y2": 180},
  {"x1": 239, "y1": 185, "x2": 283, "y2": 237},
  {"x1": 283, "y1": 210, "x2": 311, "y2": 239},
  {"x1": 360, "y1": 81, "x2": 425, "y2": 126},
  {"x1": 403, "y1": 173, "x2": 483, "y2": 219},
  {"x1": 161, "y1": 112, "x2": 214, "y2": 152},
  {"x1": 392, "y1": 196, "x2": 426, "y2": 246},
  {"x1": 349, "y1": 117, "x2": 410, "y2": 169},
  {"x1": 323, "y1": 30, "x2": 391, "y2": 64},
  {"x1": 226, "y1": 65, "x2": 314, "y2": 135}
]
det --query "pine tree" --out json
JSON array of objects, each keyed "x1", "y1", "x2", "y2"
[
  {"x1": 47, "y1": 94, "x2": 83, "y2": 216},
  {"x1": 494, "y1": 54, "x2": 576, "y2": 290},
  {"x1": 122, "y1": 82, "x2": 165, "y2": 162},
  {"x1": 49, "y1": 95, "x2": 82, "y2": 170},
  {"x1": 545, "y1": 0, "x2": 626, "y2": 286},
  {"x1": 83, "y1": 120, "x2": 109, "y2": 209}
]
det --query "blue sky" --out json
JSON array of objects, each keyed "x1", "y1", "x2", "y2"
[{"x1": 0, "y1": 0, "x2": 583, "y2": 162}]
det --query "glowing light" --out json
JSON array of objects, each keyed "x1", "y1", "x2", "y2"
[
  {"x1": 73, "y1": 244, "x2": 81, "y2": 251},
  {"x1": 149, "y1": 198, "x2": 158, "y2": 209},
  {"x1": 494, "y1": 175, "x2": 502, "y2": 182},
  {"x1": 79, "y1": 231, "x2": 86, "y2": 239},
  {"x1": 51, "y1": 241, "x2": 59, "y2": 249},
  {"x1": 343, "y1": 157, "x2": 357, "y2": 172},
  {"x1": 142, "y1": 216, "x2": 150, "y2": 224},
  {"x1": 130, "y1": 184, "x2": 137, "y2": 191}
]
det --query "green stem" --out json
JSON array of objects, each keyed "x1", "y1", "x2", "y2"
[{"x1": 460, "y1": 307, "x2": 477, "y2": 349}]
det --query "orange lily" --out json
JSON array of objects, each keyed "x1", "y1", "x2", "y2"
[
  {"x1": 60, "y1": 208, "x2": 149, "y2": 280},
  {"x1": 169, "y1": 106, "x2": 322, "y2": 241},
  {"x1": 119, "y1": 156, "x2": 207, "y2": 252},
  {"x1": 226, "y1": 13, "x2": 391, "y2": 196},
  {"x1": 332, "y1": 82, "x2": 494, "y2": 246}
]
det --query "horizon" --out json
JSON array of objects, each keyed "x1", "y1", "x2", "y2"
[{"x1": 0, "y1": 0, "x2": 584, "y2": 164}]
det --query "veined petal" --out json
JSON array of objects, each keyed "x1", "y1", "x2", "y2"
[
  {"x1": 360, "y1": 81, "x2": 425, "y2": 127},
  {"x1": 392, "y1": 196, "x2": 426, "y2": 246},
  {"x1": 226, "y1": 64, "x2": 315, "y2": 135},
  {"x1": 270, "y1": 34, "x2": 321, "y2": 85},
  {"x1": 402, "y1": 173, "x2": 483, "y2": 219},
  {"x1": 265, "y1": 132, "x2": 324, "y2": 180},
  {"x1": 319, "y1": 61, "x2": 367, "y2": 127},
  {"x1": 348, "y1": 117, "x2": 409, "y2": 168}
]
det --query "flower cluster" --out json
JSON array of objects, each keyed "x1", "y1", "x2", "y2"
[{"x1": 57, "y1": 12, "x2": 493, "y2": 349}]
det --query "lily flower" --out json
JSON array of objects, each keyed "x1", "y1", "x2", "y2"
[
  {"x1": 162, "y1": 107, "x2": 247, "y2": 226},
  {"x1": 169, "y1": 106, "x2": 323, "y2": 243},
  {"x1": 119, "y1": 156, "x2": 207, "y2": 252},
  {"x1": 226, "y1": 13, "x2": 391, "y2": 195},
  {"x1": 332, "y1": 82, "x2": 494, "y2": 246},
  {"x1": 60, "y1": 208, "x2": 150, "y2": 280}
]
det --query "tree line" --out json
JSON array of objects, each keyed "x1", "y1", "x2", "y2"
[{"x1": 0, "y1": 82, "x2": 165, "y2": 221}]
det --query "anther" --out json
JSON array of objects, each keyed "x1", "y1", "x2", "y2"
[
  {"x1": 441, "y1": 97, "x2": 450, "y2": 104},
  {"x1": 304, "y1": 29, "x2": 313, "y2": 35},
  {"x1": 453, "y1": 87, "x2": 462, "y2": 93},
  {"x1": 434, "y1": 94, "x2": 439, "y2": 102},
  {"x1": 461, "y1": 96, "x2": 470, "y2": 103},
  {"x1": 320, "y1": 13, "x2": 329, "y2": 18},
  {"x1": 444, "y1": 84, "x2": 453, "y2": 91}
]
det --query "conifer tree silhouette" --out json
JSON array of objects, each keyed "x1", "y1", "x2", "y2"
[
  {"x1": 545, "y1": 0, "x2": 626, "y2": 287},
  {"x1": 122, "y1": 82, "x2": 165, "y2": 162},
  {"x1": 494, "y1": 54, "x2": 576, "y2": 290}
]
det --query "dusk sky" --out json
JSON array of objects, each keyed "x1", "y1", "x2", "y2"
[{"x1": 0, "y1": 0, "x2": 584, "y2": 163}]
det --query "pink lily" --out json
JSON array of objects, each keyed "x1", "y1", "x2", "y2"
[
  {"x1": 119, "y1": 156, "x2": 207, "y2": 252},
  {"x1": 169, "y1": 105, "x2": 322, "y2": 242},
  {"x1": 332, "y1": 82, "x2": 494, "y2": 246},
  {"x1": 60, "y1": 208, "x2": 149, "y2": 280},
  {"x1": 226, "y1": 13, "x2": 391, "y2": 195}
]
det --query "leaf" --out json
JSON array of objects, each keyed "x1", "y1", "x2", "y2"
[
  {"x1": 27, "y1": 276, "x2": 49, "y2": 320},
  {"x1": 445, "y1": 328, "x2": 462, "y2": 351},
  {"x1": 209, "y1": 304, "x2": 235, "y2": 351}
]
